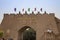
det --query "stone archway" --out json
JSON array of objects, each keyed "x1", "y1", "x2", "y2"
[{"x1": 18, "y1": 26, "x2": 36, "y2": 40}]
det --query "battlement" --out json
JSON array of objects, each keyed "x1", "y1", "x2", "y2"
[{"x1": 4, "y1": 11, "x2": 55, "y2": 17}]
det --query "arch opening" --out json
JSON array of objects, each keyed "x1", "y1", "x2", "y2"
[{"x1": 18, "y1": 26, "x2": 36, "y2": 40}]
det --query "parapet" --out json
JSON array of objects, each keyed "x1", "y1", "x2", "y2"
[
  {"x1": 4, "y1": 14, "x2": 9, "y2": 17},
  {"x1": 49, "y1": 13, "x2": 55, "y2": 16},
  {"x1": 3, "y1": 11, "x2": 55, "y2": 18}
]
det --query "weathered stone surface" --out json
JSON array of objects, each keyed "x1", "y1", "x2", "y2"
[{"x1": 0, "y1": 13, "x2": 60, "y2": 40}]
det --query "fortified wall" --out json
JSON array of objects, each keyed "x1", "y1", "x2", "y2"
[{"x1": 0, "y1": 11, "x2": 60, "y2": 40}]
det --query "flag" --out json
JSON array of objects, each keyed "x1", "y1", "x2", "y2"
[
  {"x1": 28, "y1": 8, "x2": 30, "y2": 12},
  {"x1": 34, "y1": 8, "x2": 36, "y2": 11},
  {"x1": 14, "y1": 8, "x2": 16, "y2": 12},
  {"x1": 40, "y1": 8, "x2": 42, "y2": 12}
]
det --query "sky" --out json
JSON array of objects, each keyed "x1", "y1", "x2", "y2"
[{"x1": 0, "y1": 0, "x2": 60, "y2": 23}]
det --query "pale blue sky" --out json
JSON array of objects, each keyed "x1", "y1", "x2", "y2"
[{"x1": 0, "y1": 0, "x2": 60, "y2": 23}]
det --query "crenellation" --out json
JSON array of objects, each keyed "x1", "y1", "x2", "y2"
[
  {"x1": 25, "y1": 11, "x2": 27, "y2": 14},
  {"x1": 44, "y1": 11, "x2": 47, "y2": 14},
  {"x1": 3, "y1": 12, "x2": 55, "y2": 18},
  {"x1": 4, "y1": 11, "x2": 55, "y2": 16},
  {"x1": 43, "y1": 13, "x2": 48, "y2": 16},
  {"x1": 4, "y1": 14, "x2": 9, "y2": 17},
  {"x1": 16, "y1": 14, "x2": 23, "y2": 16},
  {"x1": 37, "y1": 11, "x2": 40, "y2": 14},
  {"x1": 36, "y1": 12, "x2": 42, "y2": 16},
  {"x1": 4, "y1": 14, "x2": 10, "y2": 19},
  {"x1": 19, "y1": 11, "x2": 21, "y2": 14},
  {"x1": 7, "y1": 14, "x2": 15, "y2": 18},
  {"x1": 28, "y1": 11, "x2": 36, "y2": 16},
  {"x1": 49, "y1": 13, "x2": 55, "y2": 16},
  {"x1": 10, "y1": 14, "x2": 15, "y2": 16},
  {"x1": 32, "y1": 11, "x2": 34, "y2": 14},
  {"x1": 29, "y1": 13, "x2": 35, "y2": 16}
]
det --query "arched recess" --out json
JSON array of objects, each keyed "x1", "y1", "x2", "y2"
[{"x1": 18, "y1": 26, "x2": 36, "y2": 40}]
